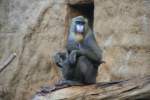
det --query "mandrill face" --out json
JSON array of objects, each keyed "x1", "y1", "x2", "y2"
[
  {"x1": 75, "y1": 21, "x2": 85, "y2": 42},
  {"x1": 75, "y1": 21, "x2": 85, "y2": 33},
  {"x1": 69, "y1": 16, "x2": 88, "y2": 42}
]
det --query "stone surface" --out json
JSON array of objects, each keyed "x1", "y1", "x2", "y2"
[
  {"x1": 0, "y1": 0, "x2": 67, "y2": 100},
  {"x1": 0, "y1": 0, "x2": 150, "y2": 100},
  {"x1": 33, "y1": 75, "x2": 150, "y2": 100},
  {"x1": 95, "y1": 0, "x2": 150, "y2": 82},
  {"x1": 0, "y1": 0, "x2": 9, "y2": 32}
]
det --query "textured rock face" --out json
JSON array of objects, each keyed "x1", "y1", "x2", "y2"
[
  {"x1": 95, "y1": 0, "x2": 150, "y2": 82},
  {"x1": 0, "y1": 0, "x2": 150, "y2": 100},
  {"x1": 9, "y1": 0, "x2": 67, "y2": 100},
  {"x1": 0, "y1": 0, "x2": 67, "y2": 100},
  {"x1": 33, "y1": 75, "x2": 150, "y2": 100},
  {"x1": 0, "y1": 0, "x2": 9, "y2": 32}
]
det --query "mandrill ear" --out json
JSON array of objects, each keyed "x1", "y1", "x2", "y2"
[
  {"x1": 84, "y1": 18, "x2": 89, "y2": 32},
  {"x1": 84, "y1": 18, "x2": 88, "y2": 24}
]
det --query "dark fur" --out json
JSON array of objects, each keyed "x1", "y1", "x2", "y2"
[{"x1": 54, "y1": 16, "x2": 103, "y2": 85}]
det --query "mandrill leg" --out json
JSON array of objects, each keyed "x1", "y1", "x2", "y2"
[
  {"x1": 37, "y1": 80, "x2": 84, "y2": 95},
  {"x1": 54, "y1": 53, "x2": 83, "y2": 86}
]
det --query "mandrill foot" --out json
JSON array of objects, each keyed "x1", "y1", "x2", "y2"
[
  {"x1": 55, "y1": 80, "x2": 84, "y2": 86},
  {"x1": 36, "y1": 80, "x2": 83, "y2": 96},
  {"x1": 36, "y1": 86, "x2": 55, "y2": 96}
]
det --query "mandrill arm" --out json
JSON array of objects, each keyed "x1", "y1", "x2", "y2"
[
  {"x1": 69, "y1": 34, "x2": 103, "y2": 65},
  {"x1": 69, "y1": 48, "x2": 101, "y2": 64}
]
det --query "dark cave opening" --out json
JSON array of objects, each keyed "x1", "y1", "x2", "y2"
[{"x1": 67, "y1": 1, "x2": 94, "y2": 29}]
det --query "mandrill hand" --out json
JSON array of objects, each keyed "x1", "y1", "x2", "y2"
[{"x1": 69, "y1": 50, "x2": 78, "y2": 64}]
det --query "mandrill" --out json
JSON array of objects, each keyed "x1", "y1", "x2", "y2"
[{"x1": 54, "y1": 16, "x2": 104, "y2": 86}]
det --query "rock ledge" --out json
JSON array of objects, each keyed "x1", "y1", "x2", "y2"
[{"x1": 33, "y1": 75, "x2": 150, "y2": 100}]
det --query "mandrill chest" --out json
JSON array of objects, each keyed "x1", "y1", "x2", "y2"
[
  {"x1": 74, "y1": 33, "x2": 88, "y2": 50},
  {"x1": 75, "y1": 33, "x2": 84, "y2": 43},
  {"x1": 67, "y1": 33, "x2": 86, "y2": 52}
]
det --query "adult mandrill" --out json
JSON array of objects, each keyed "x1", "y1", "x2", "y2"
[{"x1": 54, "y1": 16, "x2": 104, "y2": 86}]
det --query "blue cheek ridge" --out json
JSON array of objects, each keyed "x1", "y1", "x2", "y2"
[{"x1": 68, "y1": 33, "x2": 76, "y2": 43}]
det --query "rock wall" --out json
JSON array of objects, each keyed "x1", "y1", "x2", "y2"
[
  {"x1": 95, "y1": 0, "x2": 150, "y2": 81},
  {"x1": 9, "y1": 0, "x2": 68, "y2": 100},
  {"x1": 0, "y1": 0, "x2": 67, "y2": 100},
  {"x1": 0, "y1": 0, "x2": 150, "y2": 100},
  {"x1": 0, "y1": 1, "x2": 22, "y2": 98},
  {"x1": 0, "y1": 0, "x2": 9, "y2": 32}
]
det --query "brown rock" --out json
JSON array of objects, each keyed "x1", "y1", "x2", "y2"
[
  {"x1": 0, "y1": 0, "x2": 150, "y2": 100},
  {"x1": 33, "y1": 75, "x2": 150, "y2": 100}
]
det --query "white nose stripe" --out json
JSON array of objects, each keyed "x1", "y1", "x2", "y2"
[{"x1": 76, "y1": 25, "x2": 84, "y2": 32}]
